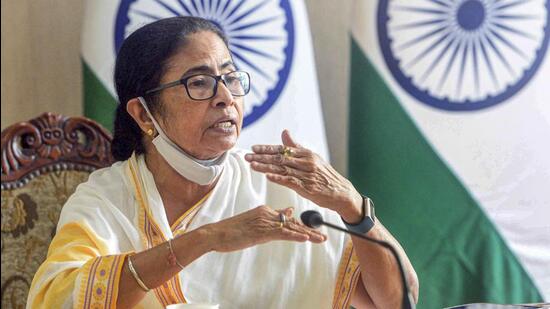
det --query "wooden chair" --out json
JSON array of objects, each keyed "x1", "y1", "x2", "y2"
[{"x1": 1, "y1": 113, "x2": 113, "y2": 308}]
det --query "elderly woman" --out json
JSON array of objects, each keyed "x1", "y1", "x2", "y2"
[{"x1": 28, "y1": 17, "x2": 418, "y2": 309}]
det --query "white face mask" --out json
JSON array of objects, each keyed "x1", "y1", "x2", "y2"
[{"x1": 137, "y1": 97, "x2": 227, "y2": 185}]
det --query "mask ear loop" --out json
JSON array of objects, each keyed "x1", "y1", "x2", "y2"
[
  {"x1": 138, "y1": 96, "x2": 198, "y2": 157},
  {"x1": 139, "y1": 99, "x2": 157, "y2": 137},
  {"x1": 138, "y1": 97, "x2": 165, "y2": 138}
]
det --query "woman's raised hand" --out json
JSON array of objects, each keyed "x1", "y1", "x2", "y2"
[
  {"x1": 203, "y1": 206, "x2": 326, "y2": 253},
  {"x1": 245, "y1": 130, "x2": 363, "y2": 223}
]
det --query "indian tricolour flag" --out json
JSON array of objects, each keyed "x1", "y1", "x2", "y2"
[
  {"x1": 81, "y1": 0, "x2": 328, "y2": 158},
  {"x1": 349, "y1": 0, "x2": 549, "y2": 307}
]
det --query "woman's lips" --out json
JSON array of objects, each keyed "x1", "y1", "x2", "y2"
[
  {"x1": 211, "y1": 120, "x2": 234, "y2": 128},
  {"x1": 208, "y1": 120, "x2": 236, "y2": 134}
]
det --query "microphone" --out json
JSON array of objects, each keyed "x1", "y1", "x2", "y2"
[{"x1": 301, "y1": 210, "x2": 415, "y2": 309}]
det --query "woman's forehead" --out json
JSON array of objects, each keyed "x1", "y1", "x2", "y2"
[{"x1": 164, "y1": 32, "x2": 232, "y2": 76}]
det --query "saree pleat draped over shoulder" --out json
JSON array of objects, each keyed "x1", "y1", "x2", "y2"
[{"x1": 27, "y1": 149, "x2": 360, "y2": 309}]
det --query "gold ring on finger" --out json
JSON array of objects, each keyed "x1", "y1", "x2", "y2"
[
  {"x1": 279, "y1": 213, "x2": 287, "y2": 228},
  {"x1": 281, "y1": 146, "x2": 293, "y2": 158}
]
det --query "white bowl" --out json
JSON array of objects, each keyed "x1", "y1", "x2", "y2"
[{"x1": 166, "y1": 303, "x2": 219, "y2": 309}]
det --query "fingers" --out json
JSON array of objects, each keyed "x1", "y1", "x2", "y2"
[
  {"x1": 213, "y1": 205, "x2": 327, "y2": 253},
  {"x1": 277, "y1": 228, "x2": 310, "y2": 242},
  {"x1": 250, "y1": 144, "x2": 311, "y2": 159},
  {"x1": 242, "y1": 206, "x2": 311, "y2": 243},
  {"x1": 281, "y1": 207, "x2": 294, "y2": 217},
  {"x1": 250, "y1": 205, "x2": 327, "y2": 244},
  {"x1": 284, "y1": 217, "x2": 326, "y2": 243},
  {"x1": 265, "y1": 173, "x2": 304, "y2": 192},
  {"x1": 246, "y1": 152, "x2": 313, "y2": 171},
  {"x1": 248, "y1": 162, "x2": 305, "y2": 179},
  {"x1": 274, "y1": 208, "x2": 327, "y2": 243},
  {"x1": 282, "y1": 129, "x2": 301, "y2": 148},
  {"x1": 247, "y1": 133, "x2": 317, "y2": 176}
]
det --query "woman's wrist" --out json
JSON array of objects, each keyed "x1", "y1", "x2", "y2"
[
  {"x1": 172, "y1": 227, "x2": 215, "y2": 265},
  {"x1": 338, "y1": 191, "x2": 364, "y2": 224},
  {"x1": 194, "y1": 224, "x2": 219, "y2": 253}
]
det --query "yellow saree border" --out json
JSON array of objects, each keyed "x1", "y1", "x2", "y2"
[
  {"x1": 77, "y1": 253, "x2": 128, "y2": 309},
  {"x1": 332, "y1": 239, "x2": 361, "y2": 309},
  {"x1": 128, "y1": 155, "x2": 186, "y2": 306},
  {"x1": 127, "y1": 154, "x2": 208, "y2": 307},
  {"x1": 29, "y1": 221, "x2": 114, "y2": 308},
  {"x1": 171, "y1": 190, "x2": 212, "y2": 232}
]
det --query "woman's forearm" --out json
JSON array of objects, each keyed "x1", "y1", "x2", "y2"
[
  {"x1": 352, "y1": 222, "x2": 419, "y2": 309},
  {"x1": 115, "y1": 204, "x2": 325, "y2": 308},
  {"x1": 116, "y1": 227, "x2": 212, "y2": 308}
]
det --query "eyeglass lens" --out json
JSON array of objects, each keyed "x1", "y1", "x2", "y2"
[{"x1": 186, "y1": 71, "x2": 250, "y2": 100}]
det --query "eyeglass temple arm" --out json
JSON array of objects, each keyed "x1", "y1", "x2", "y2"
[{"x1": 145, "y1": 80, "x2": 184, "y2": 95}]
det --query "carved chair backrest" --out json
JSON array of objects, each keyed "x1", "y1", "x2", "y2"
[{"x1": 1, "y1": 113, "x2": 113, "y2": 308}]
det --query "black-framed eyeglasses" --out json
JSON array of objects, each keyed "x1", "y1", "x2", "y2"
[{"x1": 145, "y1": 70, "x2": 251, "y2": 101}]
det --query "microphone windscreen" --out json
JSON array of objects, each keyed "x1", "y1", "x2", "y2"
[{"x1": 300, "y1": 210, "x2": 323, "y2": 228}]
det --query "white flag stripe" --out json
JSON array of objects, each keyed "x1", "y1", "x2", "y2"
[
  {"x1": 81, "y1": 0, "x2": 119, "y2": 96},
  {"x1": 353, "y1": 0, "x2": 550, "y2": 300},
  {"x1": 238, "y1": 0, "x2": 328, "y2": 159}
]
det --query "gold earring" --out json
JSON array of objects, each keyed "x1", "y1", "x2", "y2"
[{"x1": 146, "y1": 128, "x2": 154, "y2": 136}]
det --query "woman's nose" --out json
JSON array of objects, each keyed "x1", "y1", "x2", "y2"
[{"x1": 211, "y1": 81, "x2": 235, "y2": 108}]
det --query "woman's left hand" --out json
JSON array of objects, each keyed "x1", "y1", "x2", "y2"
[{"x1": 245, "y1": 130, "x2": 363, "y2": 223}]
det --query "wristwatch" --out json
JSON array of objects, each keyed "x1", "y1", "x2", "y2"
[{"x1": 342, "y1": 195, "x2": 376, "y2": 234}]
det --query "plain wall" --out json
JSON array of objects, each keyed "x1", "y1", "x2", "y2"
[
  {"x1": 1, "y1": 0, "x2": 352, "y2": 174},
  {"x1": 1, "y1": 0, "x2": 84, "y2": 128}
]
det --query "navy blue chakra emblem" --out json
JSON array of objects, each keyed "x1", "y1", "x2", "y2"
[
  {"x1": 115, "y1": 0, "x2": 295, "y2": 126},
  {"x1": 378, "y1": 0, "x2": 550, "y2": 111}
]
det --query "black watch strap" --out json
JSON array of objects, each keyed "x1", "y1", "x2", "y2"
[{"x1": 342, "y1": 195, "x2": 376, "y2": 234}]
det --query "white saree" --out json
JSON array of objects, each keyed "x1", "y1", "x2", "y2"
[{"x1": 27, "y1": 150, "x2": 360, "y2": 309}]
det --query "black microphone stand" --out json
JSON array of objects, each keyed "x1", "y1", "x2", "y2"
[{"x1": 304, "y1": 213, "x2": 415, "y2": 309}]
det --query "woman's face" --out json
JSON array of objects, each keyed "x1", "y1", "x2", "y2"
[{"x1": 154, "y1": 31, "x2": 244, "y2": 160}]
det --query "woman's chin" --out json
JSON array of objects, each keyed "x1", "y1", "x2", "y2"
[{"x1": 201, "y1": 138, "x2": 237, "y2": 158}]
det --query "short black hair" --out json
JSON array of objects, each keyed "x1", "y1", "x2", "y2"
[{"x1": 111, "y1": 16, "x2": 228, "y2": 161}]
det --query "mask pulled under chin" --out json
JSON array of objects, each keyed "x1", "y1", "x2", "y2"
[{"x1": 138, "y1": 97, "x2": 227, "y2": 185}]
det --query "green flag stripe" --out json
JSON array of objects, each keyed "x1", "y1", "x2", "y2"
[
  {"x1": 83, "y1": 59, "x2": 117, "y2": 131},
  {"x1": 348, "y1": 38, "x2": 542, "y2": 308}
]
